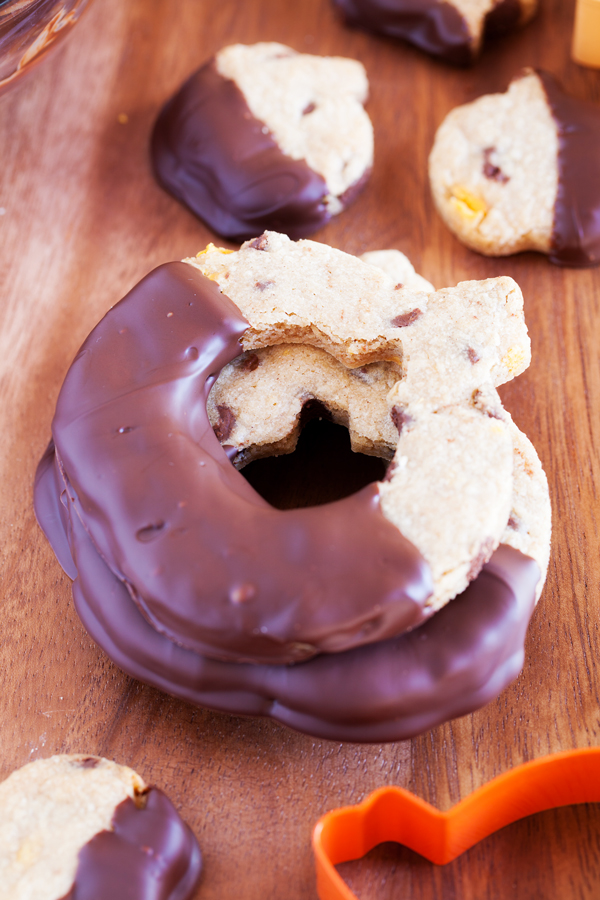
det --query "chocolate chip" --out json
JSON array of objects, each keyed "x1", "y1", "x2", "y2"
[
  {"x1": 255, "y1": 280, "x2": 274, "y2": 291},
  {"x1": 391, "y1": 406, "x2": 413, "y2": 434},
  {"x1": 467, "y1": 347, "x2": 480, "y2": 364},
  {"x1": 394, "y1": 283, "x2": 404, "y2": 290},
  {"x1": 136, "y1": 522, "x2": 166, "y2": 543},
  {"x1": 214, "y1": 405, "x2": 235, "y2": 442},
  {"x1": 391, "y1": 309, "x2": 422, "y2": 328},
  {"x1": 76, "y1": 757, "x2": 100, "y2": 768},
  {"x1": 508, "y1": 514, "x2": 521, "y2": 531},
  {"x1": 248, "y1": 234, "x2": 269, "y2": 251},
  {"x1": 302, "y1": 102, "x2": 316, "y2": 115},
  {"x1": 239, "y1": 353, "x2": 260, "y2": 372},
  {"x1": 467, "y1": 537, "x2": 494, "y2": 581},
  {"x1": 482, "y1": 147, "x2": 509, "y2": 184}
]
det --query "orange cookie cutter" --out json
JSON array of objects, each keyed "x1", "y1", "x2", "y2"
[{"x1": 313, "y1": 747, "x2": 600, "y2": 900}]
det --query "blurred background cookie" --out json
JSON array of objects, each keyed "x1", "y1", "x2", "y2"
[
  {"x1": 0, "y1": 755, "x2": 202, "y2": 900},
  {"x1": 429, "y1": 69, "x2": 600, "y2": 266},
  {"x1": 151, "y1": 42, "x2": 373, "y2": 240},
  {"x1": 332, "y1": 0, "x2": 538, "y2": 65}
]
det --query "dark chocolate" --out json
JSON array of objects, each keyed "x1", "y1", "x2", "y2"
[
  {"x1": 61, "y1": 789, "x2": 202, "y2": 900},
  {"x1": 483, "y1": 0, "x2": 522, "y2": 38},
  {"x1": 537, "y1": 71, "x2": 600, "y2": 268},
  {"x1": 332, "y1": 0, "x2": 473, "y2": 66},
  {"x1": 37, "y1": 262, "x2": 433, "y2": 665},
  {"x1": 44, "y1": 469, "x2": 539, "y2": 742},
  {"x1": 151, "y1": 60, "x2": 339, "y2": 241},
  {"x1": 333, "y1": 0, "x2": 528, "y2": 65}
]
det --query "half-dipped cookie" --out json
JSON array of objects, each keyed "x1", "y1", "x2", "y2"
[
  {"x1": 151, "y1": 43, "x2": 373, "y2": 240},
  {"x1": 429, "y1": 70, "x2": 600, "y2": 266},
  {"x1": 34, "y1": 235, "x2": 551, "y2": 742},
  {"x1": 332, "y1": 0, "x2": 538, "y2": 66},
  {"x1": 0, "y1": 755, "x2": 202, "y2": 900}
]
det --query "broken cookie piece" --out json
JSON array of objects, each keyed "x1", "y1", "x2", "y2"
[
  {"x1": 151, "y1": 42, "x2": 373, "y2": 240},
  {"x1": 429, "y1": 69, "x2": 600, "y2": 266}
]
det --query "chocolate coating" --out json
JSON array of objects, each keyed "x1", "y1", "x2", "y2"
[
  {"x1": 483, "y1": 0, "x2": 522, "y2": 38},
  {"x1": 151, "y1": 61, "x2": 335, "y2": 241},
  {"x1": 538, "y1": 71, "x2": 600, "y2": 268},
  {"x1": 61, "y1": 789, "x2": 202, "y2": 900},
  {"x1": 40, "y1": 459, "x2": 540, "y2": 742},
  {"x1": 38, "y1": 262, "x2": 433, "y2": 665},
  {"x1": 333, "y1": 0, "x2": 525, "y2": 65},
  {"x1": 333, "y1": 0, "x2": 472, "y2": 65}
]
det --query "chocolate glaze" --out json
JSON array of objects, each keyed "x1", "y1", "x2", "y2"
[
  {"x1": 333, "y1": 0, "x2": 473, "y2": 66},
  {"x1": 483, "y1": 0, "x2": 522, "y2": 38},
  {"x1": 37, "y1": 262, "x2": 432, "y2": 665},
  {"x1": 61, "y1": 788, "x2": 202, "y2": 900},
  {"x1": 333, "y1": 0, "x2": 526, "y2": 64},
  {"x1": 537, "y1": 71, "x2": 600, "y2": 268},
  {"x1": 41, "y1": 460, "x2": 540, "y2": 742},
  {"x1": 151, "y1": 60, "x2": 341, "y2": 241}
]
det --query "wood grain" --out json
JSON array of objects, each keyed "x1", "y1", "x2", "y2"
[{"x1": 0, "y1": 0, "x2": 599, "y2": 897}]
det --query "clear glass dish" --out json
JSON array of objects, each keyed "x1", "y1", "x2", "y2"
[{"x1": 0, "y1": 0, "x2": 91, "y2": 95}]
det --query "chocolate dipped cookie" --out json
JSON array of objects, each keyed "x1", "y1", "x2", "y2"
[
  {"x1": 151, "y1": 43, "x2": 373, "y2": 241},
  {"x1": 429, "y1": 70, "x2": 600, "y2": 266},
  {"x1": 0, "y1": 755, "x2": 202, "y2": 900},
  {"x1": 332, "y1": 0, "x2": 538, "y2": 66},
  {"x1": 34, "y1": 235, "x2": 550, "y2": 742}
]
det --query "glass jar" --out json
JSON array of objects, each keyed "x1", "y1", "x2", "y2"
[{"x1": 0, "y1": 0, "x2": 91, "y2": 95}]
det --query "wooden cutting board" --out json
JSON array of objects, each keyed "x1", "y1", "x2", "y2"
[{"x1": 0, "y1": 0, "x2": 599, "y2": 896}]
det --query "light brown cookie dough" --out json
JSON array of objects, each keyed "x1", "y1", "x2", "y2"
[
  {"x1": 501, "y1": 416, "x2": 551, "y2": 599},
  {"x1": 0, "y1": 755, "x2": 202, "y2": 900},
  {"x1": 359, "y1": 249, "x2": 434, "y2": 292},
  {"x1": 209, "y1": 344, "x2": 401, "y2": 464},
  {"x1": 429, "y1": 70, "x2": 558, "y2": 257},
  {"x1": 208, "y1": 246, "x2": 431, "y2": 461},
  {"x1": 192, "y1": 232, "x2": 547, "y2": 609},
  {"x1": 189, "y1": 232, "x2": 527, "y2": 370},
  {"x1": 216, "y1": 43, "x2": 373, "y2": 211}
]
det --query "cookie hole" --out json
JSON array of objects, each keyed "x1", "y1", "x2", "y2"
[{"x1": 241, "y1": 401, "x2": 388, "y2": 510}]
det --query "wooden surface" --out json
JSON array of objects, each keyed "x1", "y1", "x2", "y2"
[{"x1": 0, "y1": 0, "x2": 599, "y2": 897}]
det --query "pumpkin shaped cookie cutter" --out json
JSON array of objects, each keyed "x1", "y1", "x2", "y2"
[{"x1": 312, "y1": 748, "x2": 600, "y2": 900}]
